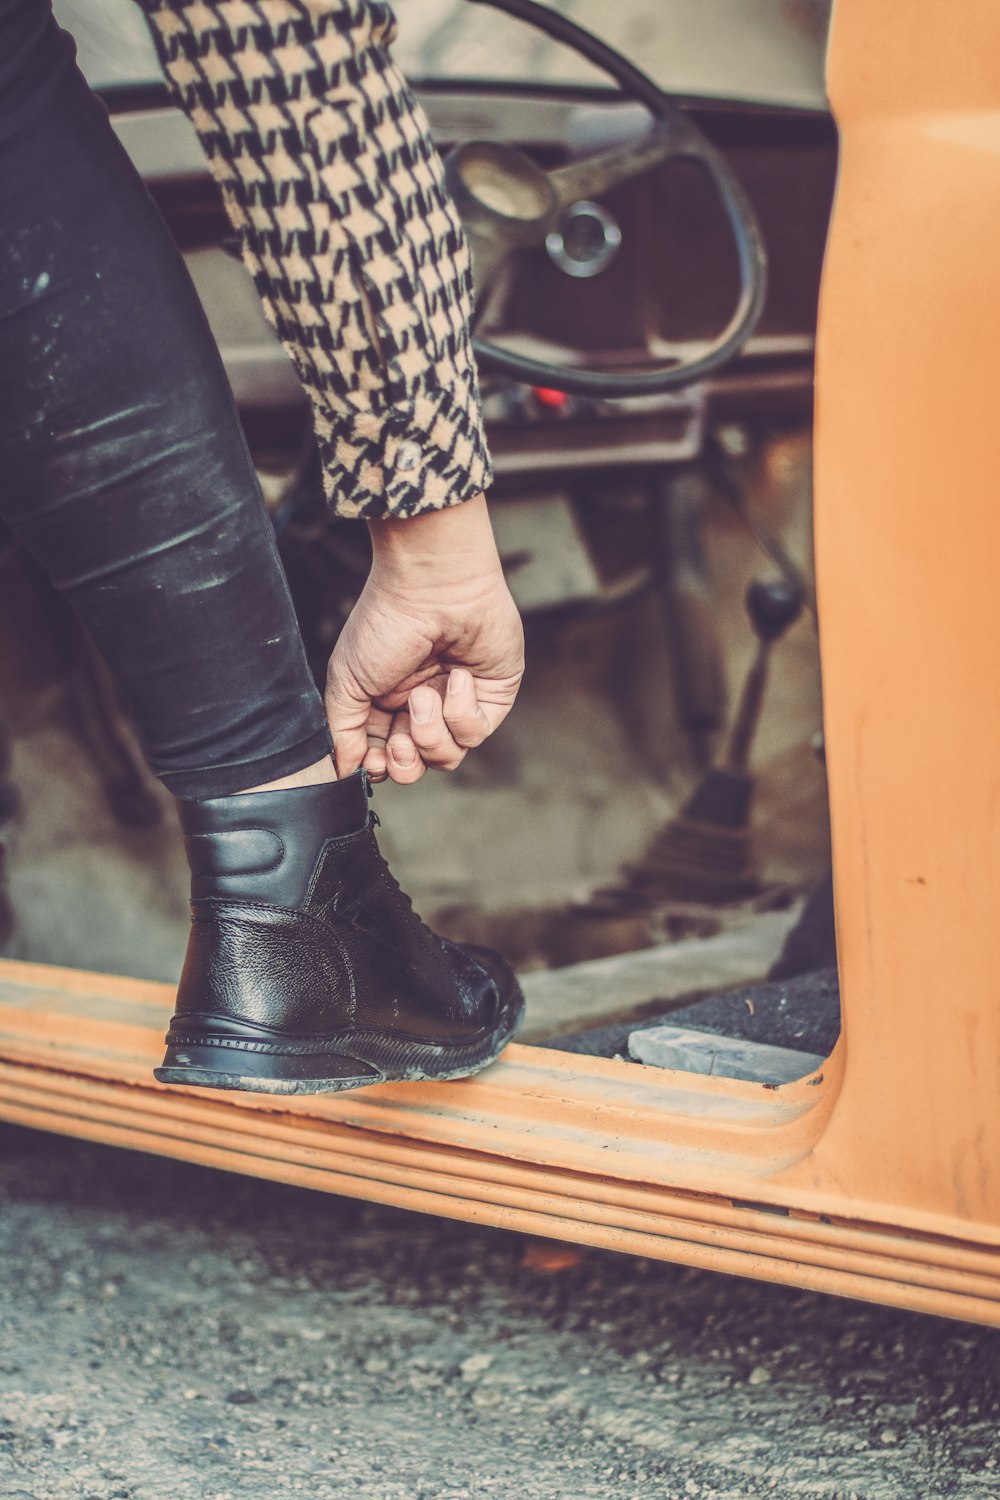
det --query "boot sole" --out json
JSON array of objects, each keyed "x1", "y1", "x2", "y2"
[{"x1": 153, "y1": 983, "x2": 525, "y2": 1095}]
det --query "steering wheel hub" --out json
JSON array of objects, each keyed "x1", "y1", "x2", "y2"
[{"x1": 545, "y1": 200, "x2": 623, "y2": 280}]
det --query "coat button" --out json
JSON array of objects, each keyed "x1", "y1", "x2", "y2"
[{"x1": 396, "y1": 441, "x2": 421, "y2": 472}]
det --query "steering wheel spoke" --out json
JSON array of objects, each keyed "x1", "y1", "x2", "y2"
[{"x1": 547, "y1": 121, "x2": 691, "y2": 212}]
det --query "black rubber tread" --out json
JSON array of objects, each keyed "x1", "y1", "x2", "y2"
[{"x1": 154, "y1": 983, "x2": 525, "y2": 1095}]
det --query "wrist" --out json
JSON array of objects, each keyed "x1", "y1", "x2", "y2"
[{"x1": 367, "y1": 495, "x2": 502, "y2": 587}]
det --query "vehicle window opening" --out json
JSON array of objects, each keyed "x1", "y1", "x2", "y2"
[{"x1": 1, "y1": 0, "x2": 839, "y2": 1097}]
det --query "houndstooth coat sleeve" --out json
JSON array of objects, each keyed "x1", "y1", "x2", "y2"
[{"x1": 139, "y1": 0, "x2": 492, "y2": 519}]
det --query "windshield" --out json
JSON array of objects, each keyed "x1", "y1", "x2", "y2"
[
  {"x1": 393, "y1": 0, "x2": 831, "y2": 111},
  {"x1": 54, "y1": 0, "x2": 831, "y2": 112}
]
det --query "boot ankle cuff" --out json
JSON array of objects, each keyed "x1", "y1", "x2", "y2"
[{"x1": 179, "y1": 770, "x2": 371, "y2": 906}]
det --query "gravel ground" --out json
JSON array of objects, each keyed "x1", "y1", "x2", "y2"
[{"x1": 1, "y1": 1125, "x2": 998, "y2": 1500}]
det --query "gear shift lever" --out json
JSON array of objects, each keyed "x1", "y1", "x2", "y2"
[
  {"x1": 724, "y1": 578, "x2": 804, "y2": 778},
  {"x1": 582, "y1": 576, "x2": 804, "y2": 914}
]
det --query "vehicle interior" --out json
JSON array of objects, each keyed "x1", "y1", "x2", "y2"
[
  {"x1": 7, "y1": 0, "x2": 995, "y2": 1324},
  {"x1": 0, "y1": 0, "x2": 838, "y2": 1070}
]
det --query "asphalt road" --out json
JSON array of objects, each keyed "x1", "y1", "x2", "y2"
[{"x1": 1, "y1": 1124, "x2": 997, "y2": 1500}]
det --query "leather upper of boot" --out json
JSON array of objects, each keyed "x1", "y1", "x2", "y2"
[{"x1": 172, "y1": 770, "x2": 506, "y2": 1043}]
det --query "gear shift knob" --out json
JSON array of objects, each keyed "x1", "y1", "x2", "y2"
[{"x1": 746, "y1": 578, "x2": 804, "y2": 643}]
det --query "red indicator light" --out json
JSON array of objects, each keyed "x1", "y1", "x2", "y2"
[{"x1": 533, "y1": 386, "x2": 570, "y2": 410}]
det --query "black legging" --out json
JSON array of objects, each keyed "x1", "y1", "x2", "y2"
[{"x1": 0, "y1": 0, "x2": 331, "y2": 799}]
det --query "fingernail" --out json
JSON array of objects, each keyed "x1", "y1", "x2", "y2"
[
  {"x1": 390, "y1": 742, "x2": 415, "y2": 766},
  {"x1": 410, "y1": 689, "x2": 434, "y2": 723},
  {"x1": 448, "y1": 669, "x2": 467, "y2": 695}
]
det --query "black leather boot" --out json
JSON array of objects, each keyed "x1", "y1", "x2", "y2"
[{"x1": 155, "y1": 770, "x2": 523, "y2": 1094}]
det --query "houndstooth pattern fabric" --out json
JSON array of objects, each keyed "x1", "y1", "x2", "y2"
[{"x1": 138, "y1": 0, "x2": 492, "y2": 519}]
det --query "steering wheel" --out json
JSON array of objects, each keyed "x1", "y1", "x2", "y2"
[{"x1": 445, "y1": 0, "x2": 768, "y2": 396}]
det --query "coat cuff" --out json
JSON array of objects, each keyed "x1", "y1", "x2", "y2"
[{"x1": 314, "y1": 384, "x2": 494, "y2": 520}]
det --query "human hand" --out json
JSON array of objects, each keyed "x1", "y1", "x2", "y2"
[{"x1": 325, "y1": 496, "x2": 524, "y2": 784}]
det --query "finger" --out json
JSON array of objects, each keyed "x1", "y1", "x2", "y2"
[
  {"x1": 363, "y1": 750, "x2": 388, "y2": 783},
  {"x1": 325, "y1": 667, "x2": 373, "y2": 779},
  {"x1": 362, "y1": 707, "x2": 392, "y2": 783},
  {"x1": 441, "y1": 668, "x2": 493, "y2": 749},
  {"x1": 332, "y1": 727, "x2": 368, "y2": 779},
  {"x1": 385, "y1": 711, "x2": 427, "y2": 785},
  {"x1": 454, "y1": 670, "x2": 522, "y2": 744},
  {"x1": 326, "y1": 702, "x2": 369, "y2": 779},
  {"x1": 408, "y1": 684, "x2": 467, "y2": 772}
]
